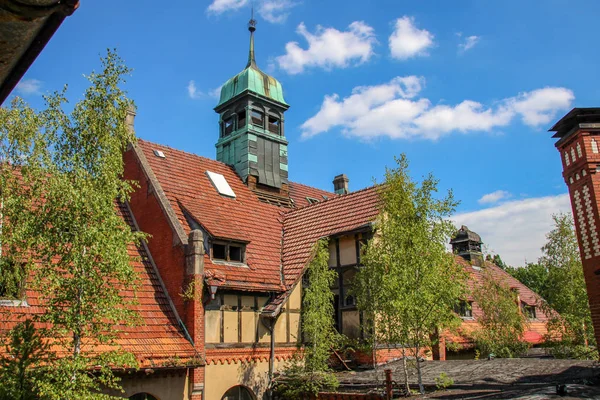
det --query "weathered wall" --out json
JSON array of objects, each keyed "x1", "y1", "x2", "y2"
[
  {"x1": 108, "y1": 371, "x2": 188, "y2": 400},
  {"x1": 205, "y1": 358, "x2": 289, "y2": 400}
]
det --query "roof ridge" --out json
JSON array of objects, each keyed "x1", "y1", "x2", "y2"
[
  {"x1": 138, "y1": 138, "x2": 229, "y2": 168},
  {"x1": 285, "y1": 184, "x2": 381, "y2": 216},
  {"x1": 289, "y1": 180, "x2": 333, "y2": 193}
]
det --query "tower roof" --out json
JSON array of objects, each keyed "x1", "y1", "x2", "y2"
[
  {"x1": 216, "y1": 17, "x2": 288, "y2": 108},
  {"x1": 450, "y1": 225, "x2": 482, "y2": 245}
]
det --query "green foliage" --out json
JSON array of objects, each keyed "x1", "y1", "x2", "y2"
[
  {"x1": 273, "y1": 356, "x2": 339, "y2": 400},
  {"x1": 472, "y1": 270, "x2": 528, "y2": 358},
  {"x1": 0, "y1": 50, "x2": 142, "y2": 398},
  {"x1": 275, "y1": 239, "x2": 339, "y2": 398},
  {"x1": 434, "y1": 372, "x2": 454, "y2": 390},
  {"x1": 538, "y1": 214, "x2": 595, "y2": 357},
  {"x1": 302, "y1": 239, "x2": 339, "y2": 372},
  {"x1": 354, "y1": 154, "x2": 468, "y2": 394},
  {"x1": 548, "y1": 343, "x2": 598, "y2": 360},
  {"x1": 0, "y1": 320, "x2": 49, "y2": 400},
  {"x1": 486, "y1": 254, "x2": 508, "y2": 270},
  {"x1": 505, "y1": 263, "x2": 549, "y2": 298}
]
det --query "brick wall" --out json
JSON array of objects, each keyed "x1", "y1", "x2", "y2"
[
  {"x1": 123, "y1": 148, "x2": 206, "y2": 397},
  {"x1": 556, "y1": 130, "x2": 600, "y2": 348}
]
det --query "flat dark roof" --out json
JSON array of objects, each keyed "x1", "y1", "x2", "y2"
[{"x1": 549, "y1": 108, "x2": 600, "y2": 139}]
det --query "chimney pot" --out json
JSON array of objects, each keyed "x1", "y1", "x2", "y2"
[
  {"x1": 126, "y1": 105, "x2": 136, "y2": 132},
  {"x1": 333, "y1": 174, "x2": 349, "y2": 195}
]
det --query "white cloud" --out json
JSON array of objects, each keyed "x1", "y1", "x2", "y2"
[
  {"x1": 207, "y1": 0, "x2": 248, "y2": 14},
  {"x1": 15, "y1": 79, "x2": 42, "y2": 95},
  {"x1": 453, "y1": 194, "x2": 572, "y2": 267},
  {"x1": 510, "y1": 87, "x2": 575, "y2": 126},
  {"x1": 275, "y1": 21, "x2": 377, "y2": 74},
  {"x1": 301, "y1": 76, "x2": 574, "y2": 140},
  {"x1": 389, "y1": 16, "x2": 434, "y2": 60},
  {"x1": 188, "y1": 81, "x2": 222, "y2": 100},
  {"x1": 207, "y1": 0, "x2": 295, "y2": 23},
  {"x1": 187, "y1": 80, "x2": 202, "y2": 99},
  {"x1": 258, "y1": 0, "x2": 297, "y2": 23},
  {"x1": 458, "y1": 35, "x2": 480, "y2": 53},
  {"x1": 478, "y1": 190, "x2": 511, "y2": 205}
]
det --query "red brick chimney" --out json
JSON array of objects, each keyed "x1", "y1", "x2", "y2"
[{"x1": 550, "y1": 108, "x2": 600, "y2": 348}]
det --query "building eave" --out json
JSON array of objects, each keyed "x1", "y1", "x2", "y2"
[{"x1": 0, "y1": 0, "x2": 79, "y2": 105}]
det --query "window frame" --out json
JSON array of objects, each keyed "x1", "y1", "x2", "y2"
[
  {"x1": 267, "y1": 115, "x2": 280, "y2": 135},
  {"x1": 521, "y1": 302, "x2": 537, "y2": 320},
  {"x1": 223, "y1": 117, "x2": 235, "y2": 136},
  {"x1": 211, "y1": 240, "x2": 247, "y2": 264},
  {"x1": 454, "y1": 300, "x2": 473, "y2": 319},
  {"x1": 250, "y1": 109, "x2": 264, "y2": 128}
]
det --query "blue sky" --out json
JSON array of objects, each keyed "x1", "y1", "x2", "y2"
[{"x1": 9, "y1": 0, "x2": 600, "y2": 266}]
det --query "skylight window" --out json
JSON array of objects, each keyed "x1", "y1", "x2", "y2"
[
  {"x1": 206, "y1": 171, "x2": 236, "y2": 198},
  {"x1": 153, "y1": 149, "x2": 166, "y2": 158}
]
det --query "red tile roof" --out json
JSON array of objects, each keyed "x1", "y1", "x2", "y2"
[
  {"x1": 132, "y1": 140, "x2": 556, "y2": 328},
  {"x1": 288, "y1": 181, "x2": 336, "y2": 207},
  {"x1": 0, "y1": 201, "x2": 197, "y2": 368},
  {"x1": 282, "y1": 186, "x2": 381, "y2": 287},
  {"x1": 136, "y1": 140, "x2": 286, "y2": 292}
]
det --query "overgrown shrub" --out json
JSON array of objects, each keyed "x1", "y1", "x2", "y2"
[
  {"x1": 472, "y1": 270, "x2": 529, "y2": 358},
  {"x1": 434, "y1": 372, "x2": 454, "y2": 390}
]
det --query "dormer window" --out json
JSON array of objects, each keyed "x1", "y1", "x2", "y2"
[
  {"x1": 306, "y1": 197, "x2": 319, "y2": 205},
  {"x1": 251, "y1": 110, "x2": 264, "y2": 127},
  {"x1": 454, "y1": 300, "x2": 473, "y2": 318},
  {"x1": 268, "y1": 116, "x2": 280, "y2": 135},
  {"x1": 521, "y1": 302, "x2": 536, "y2": 319},
  {"x1": 211, "y1": 241, "x2": 246, "y2": 264}
]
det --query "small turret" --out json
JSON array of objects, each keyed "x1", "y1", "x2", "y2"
[{"x1": 450, "y1": 225, "x2": 484, "y2": 267}]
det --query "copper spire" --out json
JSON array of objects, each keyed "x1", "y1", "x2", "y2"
[{"x1": 246, "y1": 6, "x2": 257, "y2": 68}]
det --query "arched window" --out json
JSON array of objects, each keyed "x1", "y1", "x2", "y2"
[
  {"x1": 221, "y1": 385, "x2": 255, "y2": 400},
  {"x1": 129, "y1": 393, "x2": 159, "y2": 400}
]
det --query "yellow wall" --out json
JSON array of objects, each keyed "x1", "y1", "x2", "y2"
[
  {"x1": 206, "y1": 285, "x2": 302, "y2": 345},
  {"x1": 328, "y1": 241, "x2": 337, "y2": 267},
  {"x1": 205, "y1": 359, "x2": 287, "y2": 400},
  {"x1": 339, "y1": 236, "x2": 357, "y2": 266}
]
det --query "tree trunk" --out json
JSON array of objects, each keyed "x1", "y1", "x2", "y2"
[
  {"x1": 416, "y1": 345, "x2": 424, "y2": 395},
  {"x1": 401, "y1": 347, "x2": 410, "y2": 395}
]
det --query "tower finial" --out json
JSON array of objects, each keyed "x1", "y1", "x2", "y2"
[{"x1": 247, "y1": 5, "x2": 257, "y2": 68}]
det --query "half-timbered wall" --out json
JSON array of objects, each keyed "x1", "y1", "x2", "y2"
[
  {"x1": 205, "y1": 284, "x2": 302, "y2": 345},
  {"x1": 329, "y1": 233, "x2": 366, "y2": 340}
]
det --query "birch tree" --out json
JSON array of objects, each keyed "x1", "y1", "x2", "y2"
[
  {"x1": 354, "y1": 155, "x2": 467, "y2": 395},
  {"x1": 540, "y1": 213, "x2": 595, "y2": 357},
  {"x1": 275, "y1": 239, "x2": 339, "y2": 399},
  {"x1": 0, "y1": 50, "x2": 143, "y2": 399}
]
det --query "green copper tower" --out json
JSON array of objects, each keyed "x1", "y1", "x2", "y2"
[{"x1": 215, "y1": 14, "x2": 289, "y2": 189}]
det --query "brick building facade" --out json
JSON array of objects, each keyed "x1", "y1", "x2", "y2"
[{"x1": 550, "y1": 108, "x2": 600, "y2": 348}]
